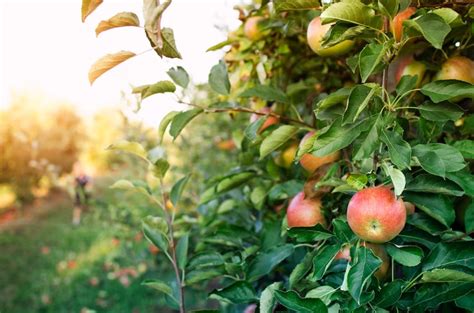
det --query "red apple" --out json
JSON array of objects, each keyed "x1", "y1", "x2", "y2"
[
  {"x1": 335, "y1": 243, "x2": 390, "y2": 280},
  {"x1": 395, "y1": 56, "x2": 426, "y2": 87},
  {"x1": 287, "y1": 191, "x2": 326, "y2": 228},
  {"x1": 391, "y1": 7, "x2": 416, "y2": 42},
  {"x1": 244, "y1": 16, "x2": 264, "y2": 41},
  {"x1": 347, "y1": 186, "x2": 406, "y2": 243},
  {"x1": 307, "y1": 17, "x2": 354, "y2": 57},
  {"x1": 299, "y1": 131, "x2": 340, "y2": 173},
  {"x1": 435, "y1": 56, "x2": 474, "y2": 84},
  {"x1": 250, "y1": 107, "x2": 279, "y2": 133}
]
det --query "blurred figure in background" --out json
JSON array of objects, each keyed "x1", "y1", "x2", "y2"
[{"x1": 72, "y1": 162, "x2": 90, "y2": 225}]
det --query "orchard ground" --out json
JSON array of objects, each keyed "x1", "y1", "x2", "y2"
[{"x1": 0, "y1": 173, "x2": 210, "y2": 313}]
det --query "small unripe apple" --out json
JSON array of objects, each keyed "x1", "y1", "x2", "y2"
[
  {"x1": 395, "y1": 56, "x2": 426, "y2": 87},
  {"x1": 335, "y1": 243, "x2": 390, "y2": 280},
  {"x1": 299, "y1": 131, "x2": 340, "y2": 173},
  {"x1": 250, "y1": 107, "x2": 279, "y2": 133},
  {"x1": 391, "y1": 7, "x2": 416, "y2": 42},
  {"x1": 404, "y1": 201, "x2": 415, "y2": 215},
  {"x1": 243, "y1": 304, "x2": 257, "y2": 313},
  {"x1": 287, "y1": 191, "x2": 326, "y2": 228},
  {"x1": 347, "y1": 186, "x2": 406, "y2": 243},
  {"x1": 277, "y1": 143, "x2": 298, "y2": 168},
  {"x1": 244, "y1": 16, "x2": 264, "y2": 41},
  {"x1": 307, "y1": 17, "x2": 354, "y2": 57},
  {"x1": 435, "y1": 56, "x2": 474, "y2": 84}
]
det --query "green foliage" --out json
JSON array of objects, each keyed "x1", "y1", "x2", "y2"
[{"x1": 83, "y1": 0, "x2": 474, "y2": 311}]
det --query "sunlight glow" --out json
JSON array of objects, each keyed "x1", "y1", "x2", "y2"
[{"x1": 0, "y1": 0, "x2": 241, "y2": 125}]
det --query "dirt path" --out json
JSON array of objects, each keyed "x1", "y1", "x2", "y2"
[{"x1": 0, "y1": 191, "x2": 72, "y2": 232}]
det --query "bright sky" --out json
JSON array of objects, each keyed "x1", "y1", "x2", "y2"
[{"x1": 0, "y1": 0, "x2": 241, "y2": 125}]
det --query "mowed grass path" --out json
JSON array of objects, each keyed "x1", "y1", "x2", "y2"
[{"x1": 0, "y1": 193, "x2": 161, "y2": 313}]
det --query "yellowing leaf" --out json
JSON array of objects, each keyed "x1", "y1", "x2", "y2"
[
  {"x1": 89, "y1": 51, "x2": 136, "y2": 85},
  {"x1": 95, "y1": 12, "x2": 140, "y2": 36},
  {"x1": 81, "y1": 0, "x2": 103, "y2": 22}
]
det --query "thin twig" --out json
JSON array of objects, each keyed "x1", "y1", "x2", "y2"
[
  {"x1": 159, "y1": 179, "x2": 185, "y2": 313},
  {"x1": 177, "y1": 100, "x2": 315, "y2": 129}
]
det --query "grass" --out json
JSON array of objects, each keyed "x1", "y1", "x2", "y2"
[{"x1": 0, "y1": 177, "x2": 172, "y2": 313}]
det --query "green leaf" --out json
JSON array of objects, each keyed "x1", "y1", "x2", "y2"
[
  {"x1": 167, "y1": 66, "x2": 190, "y2": 88},
  {"x1": 422, "y1": 269, "x2": 474, "y2": 283},
  {"x1": 201, "y1": 171, "x2": 255, "y2": 203},
  {"x1": 464, "y1": 199, "x2": 474, "y2": 233},
  {"x1": 380, "y1": 130, "x2": 411, "y2": 170},
  {"x1": 306, "y1": 286, "x2": 337, "y2": 305},
  {"x1": 373, "y1": 280, "x2": 403, "y2": 308},
  {"x1": 95, "y1": 12, "x2": 140, "y2": 36},
  {"x1": 405, "y1": 13, "x2": 451, "y2": 49},
  {"x1": 187, "y1": 252, "x2": 225, "y2": 270},
  {"x1": 405, "y1": 174, "x2": 464, "y2": 196},
  {"x1": 386, "y1": 244, "x2": 423, "y2": 267},
  {"x1": 206, "y1": 39, "x2": 233, "y2": 52},
  {"x1": 107, "y1": 140, "x2": 148, "y2": 162},
  {"x1": 359, "y1": 43, "x2": 386, "y2": 83},
  {"x1": 145, "y1": 26, "x2": 182, "y2": 59},
  {"x1": 110, "y1": 179, "x2": 150, "y2": 196},
  {"x1": 208, "y1": 60, "x2": 230, "y2": 95},
  {"x1": 312, "y1": 116, "x2": 373, "y2": 157},
  {"x1": 290, "y1": 250, "x2": 317, "y2": 289},
  {"x1": 274, "y1": 290, "x2": 328, "y2": 313},
  {"x1": 169, "y1": 108, "x2": 203, "y2": 140},
  {"x1": 274, "y1": 0, "x2": 320, "y2": 12},
  {"x1": 332, "y1": 217, "x2": 357, "y2": 243},
  {"x1": 432, "y1": 8, "x2": 464, "y2": 28},
  {"x1": 247, "y1": 244, "x2": 294, "y2": 281},
  {"x1": 211, "y1": 281, "x2": 257, "y2": 304},
  {"x1": 403, "y1": 192, "x2": 455, "y2": 227},
  {"x1": 315, "y1": 87, "x2": 352, "y2": 111},
  {"x1": 244, "y1": 116, "x2": 266, "y2": 142},
  {"x1": 142, "y1": 216, "x2": 169, "y2": 252},
  {"x1": 142, "y1": 279, "x2": 179, "y2": 307},
  {"x1": 170, "y1": 175, "x2": 191, "y2": 207},
  {"x1": 150, "y1": 158, "x2": 169, "y2": 179},
  {"x1": 240, "y1": 85, "x2": 289, "y2": 104},
  {"x1": 422, "y1": 242, "x2": 474, "y2": 272},
  {"x1": 260, "y1": 282, "x2": 283, "y2": 313},
  {"x1": 396, "y1": 75, "x2": 418, "y2": 97},
  {"x1": 452, "y1": 140, "x2": 474, "y2": 159},
  {"x1": 421, "y1": 80, "x2": 474, "y2": 103},
  {"x1": 343, "y1": 84, "x2": 377, "y2": 125},
  {"x1": 347, "y1": 246, "x2": 382, "y2": 304},
  {"x1": 456, "y1": 291, "x2": 474, "y2": 311},
  {"x1": 312, "y1": 243, "x2": 342, "y2": 281},
  {"x1": 407, "y1": 212, "x2": 447, "y2": 235},
  {"x1": 353, "y1": 114, "x2": 384, "y2": 160},
  {"x1": 260, "y1": 125, "x2": 300, "y2": 159},
  {"x1": 378, "y1": 0, "x2": 399, "y2": 18},
  {"x1": 321, "y1": 24, "x2": 367, "y2": 48},
  {"x1": 288, "y1": 224, "x2": 333, "y2": 243},
  {"x1": 446, "y1": 171, "x2": 474, "y2": 197},
  {"x1": 398, "y1": 228, "x2": 438, "y2": 249},
  {"x1": 413, "y1": 143, "x2": 465, "y2": 177},
  {"x1": 186, "y1": 268, "x2": 225, "y2": 285},
  {"x1": 320, "y1": 0, "x2": 383, "y2": 31},
  {"x1": 158, "y1": 111, "x2": 178, "y2": 143},
  {"x1": 176, "y1": 233, "x2": 189, "y2": 270},
  {"x1": 268, "y1": 180, "x2": 305, "y2": 202},
  {"x1": 412, "y1": 282, "x2": 474, "y2": 310},
  {"x1": 383, "y1": 163, "x2": 405, "y2": 196},
  {"x1": 418, "y1": 102, "x2": 464, "y2": 122}
]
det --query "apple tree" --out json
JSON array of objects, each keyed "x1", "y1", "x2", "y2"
[{"x1": 82, "y1": 0, "x2": 474, "y2": 312}]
